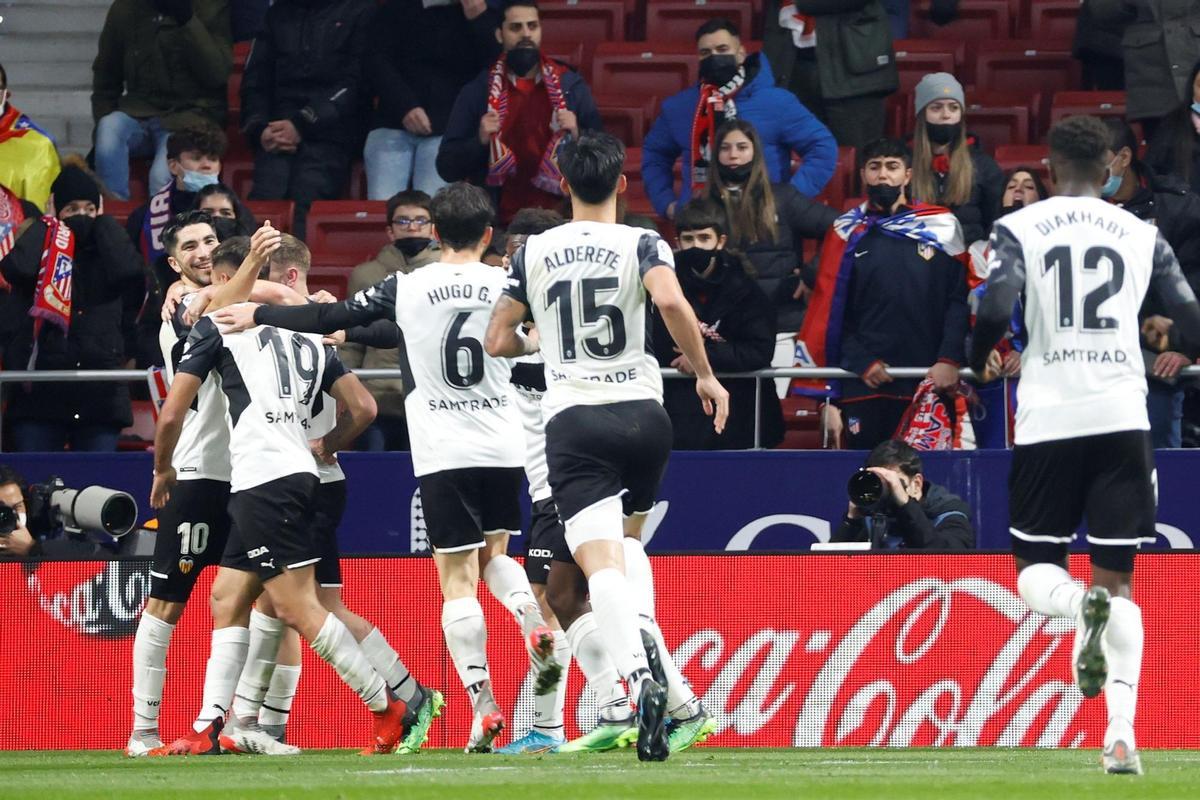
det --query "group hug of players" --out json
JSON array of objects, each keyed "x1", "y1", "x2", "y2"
[{"x1": 131, "y1": 121, "x2": 1194, "y2": 773}]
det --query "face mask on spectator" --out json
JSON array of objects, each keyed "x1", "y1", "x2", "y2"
[
  {"x1": 506, "y1": 46, "x2": 541, "y2": 76},
  {"x1": 394, "y1": 237, "x2": 432, "y2": 258},
  {"x1": 926, "y1": 122, "x2": 960, "y2": 146},
  {"x1": 675, "y1": 245, "x2": 722, "y2": 288},
  {"x1": 867, "y1": 183, "x2": 903, "y2": 210},
  {"x1": 699, "y1": 54, "x2": 739, "y2": 86},
  {"x1": 63, "y1": 212, "x2": 96, "y2": 239},
  {"x1": 211, "y1": 216, "x2": 247, "y2": 242},
  {"x1": 717, "y1": 162, "x2": 753, "y2": 186},
  {"x1": 182, "y1": 170, "x2": 220, "y2": 193},
  {"x1": 1101, "y1": 160, "x2": 1123, "y2": 198}
]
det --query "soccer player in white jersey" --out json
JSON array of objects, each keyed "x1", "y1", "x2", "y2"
[
  {"x1": 484, "y1": 130, "x2": 730, "y2": 761},
  {"x1": 214, "y1": 182, "x2": 561, "y2": 753},
  {"x1": 972, "y1": 116, "x2": 1200, "y2": 776}
]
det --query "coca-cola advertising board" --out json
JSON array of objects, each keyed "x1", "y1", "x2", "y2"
[{"x1": 0, "y1": 554, "x2": 1195, "y2": 750}]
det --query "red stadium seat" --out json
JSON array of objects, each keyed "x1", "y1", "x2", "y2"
[
  {"x1": 891, "y1": 39, "x2": 965, "y2": 94},
  {"x1": 592, "y1": 42, "x2": 698, "y2": 101},
  {"x1": 118, "y1": 401, "x2": 157, "y2": 452},
  {"x1": 306, "y1": 201, "x2": 388, "y2": 262},
  {"x1": 595, "y1": 93, "x2": 656, "y2": 147},
  {"x1": 777, "y1": 397, "x2": 839, "y2": 450},
  {"x1": 910, "y1": 0, "x2": 1013, "y2": 40},
  {"x1": 973, "y1": 41, "x2": 1080, "y2": 96},
  {"x1": 994, "y1": 144, "x2": 1051, "y2": 184},
  {"x1": 233, "y1": 41, "x2": 251, "y2": 71},
  {"x1": 544, "y1": 42, "x2": 586, "y2": 79},
  {"x1": 103, "y1": 199, "x2": 139, "y2": 229},
  {"x1": 347, "y1": 161, "x2": 368, "y2": 201},
  {"x1": 814, "y1": 146, "x2": 857, "y2": 210},
  {"x1": 244, "y1": 200, "x2": 295, "y2": 234},
  {"x1": 540, "y1": 0, "x2": 625, "y2": 72},
  {"x1": 966, "y1": 91, "x2": 1034, "y2": 151},
  {"x1": 622, "y1": 146, "x2": 657, "y2": 216},
  {"x1": 228, "y1": 69, "x2": 242, "y2": 118},
  {"x1": 306, "y1": 266, "x2": 351, "y2": 301},
  {"x1": 222, "y1": 157, "x2": 255, "y2": 198},
  {"x1": 885, "y1": 92, "x2": 909, "y2": 138},
  {"x1": 1028, "y1": 1, "x2": 1081, "y2": 40},
  {"x1": 644, "y1": 1, "x2": 754, "y2": 44},
  {"x1": 1048, "y1": 91, "x2": 1127, "y2": 128}
]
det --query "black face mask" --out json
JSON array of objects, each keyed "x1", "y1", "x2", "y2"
[
  {"x1": 506, "y1": 46, "x2": 541, "y2": 76},
  {"x1": 211, "y1": 216, "x2": 247, "y2": 242},
  {"x1": 926, "y1": 122, "x2": 961, "y2": 146},
  {"x1": 62, "y1": 213, "x2": 96, "y2": 241},
  {"x1": 867, "y1": 183, "x2": 903, "y2": 211},
  {"x1": 699, "y1": 54, "x2": 739, "y2": 87},
  {"x1": 394, "y1": 237, "x2": 431, "y2": 258},
  {"x1": 717, "y1": 162, "x2": 753, "y2": 185},
  {"x1": 675, "y1": 247, "x2": 721, "y2": 290}
]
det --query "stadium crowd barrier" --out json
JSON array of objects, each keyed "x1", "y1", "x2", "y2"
[{"x1": 1, "y1": 553, "x2": 1196, "y2": 751}]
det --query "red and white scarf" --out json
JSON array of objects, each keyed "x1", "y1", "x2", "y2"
[
  {"x1": 486, "y1": 54, "x2": 568, "y2": 195},
  {"x1": 690, "y1": 68, "x2": 746, "y2": 188},
  {"x1": 0, "y1": 185, "x2": 24, "y2": 288},
  {"x1": 779, "y1": 2, "x2": 817, "y2": 49},
  {"x1": 27, "y1": 215, "x2": 74, "y2": 368}
]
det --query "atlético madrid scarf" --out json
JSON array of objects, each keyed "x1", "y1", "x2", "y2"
[
  {"x1": 486, "y1": 54, "x2": 568, "y2": 195},
  {"x1": 791, "y1": 202, "x2": 966, "y2": 398},
  {"x1": 28, "y1": 214, "x2": 74, "y2": 369}
]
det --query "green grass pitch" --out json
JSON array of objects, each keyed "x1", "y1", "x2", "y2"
[{"x1": 2, "y1": 748, "x2": 1198, "y2": 799}]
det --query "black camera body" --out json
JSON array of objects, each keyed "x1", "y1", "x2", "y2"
[{"x1": 0, "y1": 504, "x2": 17, "y2": 536}]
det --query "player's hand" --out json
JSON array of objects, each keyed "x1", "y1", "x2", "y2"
[
  {"x1": 150, "y1": 468, "x2": 177, "y2": 510},
  {"x1": 212, "y1": 303, "x2": 260, "y2": 332},
  {"x1": 323, "y1": 330, "x2": 347, "y2": 346},
  {"x1": 670, "y1": 348, "x2": 696, "y2": 375},
  {"x1": 522, "y1": 325, "x2": 541, "y2": 355},
  {"x1": 928, "y1": 361, "x2": 959, "y2": 394},
  {"x1": 867, "y1": 466, "x2": 910, "y2": 507},
  {"x1": 160, "y1": 280, "x2": 193, "y2": 322},
  {"x1": 403, "y1": 107, "x2": 433, "y2": 137},
  {"x1": 862, "y1": 361, "x2": 892, "y2": 389},
  {"x1": 183, "y1": 285, "x2": 217, "y2": 324},
  {"x1": 309, "y1": 290, "x2": 338, "y2": 304},
  {"x1": 247, "y1": 220, "x2": 282, "y2": 265},
  {"x1": 310, "y1": 440, "x2": 337, "y2": 465},
  {"x1": 695, "y1": 374, "x2": 730, "y2": 434},
  {"x1": 479, "y1": 110, "x2": 501, "y2": 145},
  {"x1": 1153, "y1": 351, "x2": 1192, "y2": 380}
]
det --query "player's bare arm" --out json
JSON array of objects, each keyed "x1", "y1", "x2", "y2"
[
  {"x1": 485, "y1": 295, "x2": 538, "y2": 358},
  {"x1": 150, "y1": 372, "x2": 203, "y2": 509},
  {"x1": 642, "y1": 265, "x2": 730, "y2": 434},
  {"x1": 317, "y1": 373, "x2": 378, "y2": 462},
  {"x1": 204, "y1": 222, "x2": 283, "y2": 313},
  {"x1": 215, "y1": 272, "x2": 400, "y2": 334}
]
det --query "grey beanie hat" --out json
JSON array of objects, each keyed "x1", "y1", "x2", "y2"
[{"x1": 914, "y1": 72, "x2": 965, "y2": 117}]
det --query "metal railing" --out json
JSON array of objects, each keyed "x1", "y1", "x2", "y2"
[{"x1": 4, "y1": 366, "x2": 1199, "y2": 451}]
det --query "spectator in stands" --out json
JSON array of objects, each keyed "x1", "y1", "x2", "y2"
[
  {"x1": 0, "y1": 62, "x2": 61, "y2": 212},
  {"x1": 0, "y1": 166, "x2": 143, "y2": 452},
  {"x1": 762, "y1": 2, "x2": 898, "y2": 150},
  {"x1": 0, "y1": 185, "x2": 45, "y2": 354},
  {"x1": 340, "y1": 190, "x2": 440, "y2": 451},
  {"x1": 193, "y1": 182, "x2": 256, "y2": 240},
  {"x1": 908, "y1": 73, "x2": 1004, "y2": 246},
  {"x1": 365, "y1": 0, "x2": 500, "y2": 200},
  {"x1": 796, "y1": 138, "x2": 968, "y2": 451},
  {"x1": 241, "y1": 0, "x2": 373, "y2": 240},
  {"x1": 707, "y1": 119, "x2": 838, "y2": 333},
  {"x1": 91, "y1": 0, "x2": 232, "y2": 201},
  {"x1": 652, "y1": 199, "x2": 783, "y2": 450},
  {"x1": 1146, "y1": 60, "x2": 1200, "y2": 195},
  {"x1": 1103, "y1": 117, "x2": 1200, "y2": 448},
  {"x1": 437, "y1": 1, "x2": 601, "y2": 224},
  {"x1": 0, "y1": 466, "x2": 35, "y2": 558},
  {"x1": 645, "y1": 17, "x2": 837, "y2": 221},
  {"x1": 1074, "y1": 2, "x2": 1126, "y2": 91},
  {"x1": 1092, "y1": 0, "x2": 1200, "y2": 138}
]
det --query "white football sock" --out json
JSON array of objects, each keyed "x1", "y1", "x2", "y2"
[
  {"x1": 1103, "y1": 596, "x2": 1143, "y2": 749},
  {"x1": 193, "y1": 626, "x2": 250, "y2": 732},
  {"x1": 532, "y1": 629, "x2": 571, "y2": 737},
  {"x1": 259, "y1": 664, "x2": 301, "y2": 729},
  {"x1": 310, "y1": 613, "x2": 388, "y2": 713},
  {"x1": 231, "y1": 609, "x2": 286, "y2": 723},
  {"x1": 587, "y1": 568, "x2": 650, "y2": 698},
  {"x1": 566, "y1": 612, "x2": 630, "y2": 723},
  {"x1": 441, "y1": 596, "x2": 497, "y2": 715},
  {"x1": 483, "y1": 554, "x2": 544, "y2": 635},
  {"x1": 621, "y1": 538, "x2": 699, "y2": 718},
  {"x1": 360, "y1": 627, "x2": 420, "y2": 706},
  {"x1": 131, "y1": 612, "x2": 175, "y2": 732},
  {"x1": 1017, "y1": 562, "x2": 1085, "y2": 618}
]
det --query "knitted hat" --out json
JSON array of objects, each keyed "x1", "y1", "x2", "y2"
[
  {"x1": 51, "y1": 165, "x2": 100, "y2": 208},
  {"x1": 914, "y1": 72, "x2": 965, "y2": 117}
]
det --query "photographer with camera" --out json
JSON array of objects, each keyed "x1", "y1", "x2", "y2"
[
  {"x1": 0, "y1": 466, "x2": 36, "y2": 558},
  {"x1": 0, "y1": 465, "x2": 138, "y2": 559},
  {"x1": 834, "y1": 440, "x2": 975, "y2": 550}
]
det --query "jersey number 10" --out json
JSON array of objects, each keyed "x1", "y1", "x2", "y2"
[{"x1": 1043, "y1": 245, "x2": 1125, "y2": 332}]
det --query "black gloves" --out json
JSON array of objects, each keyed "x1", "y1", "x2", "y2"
[{"x1": 153, "y1": 0, "x2": 193, "y2": 25}]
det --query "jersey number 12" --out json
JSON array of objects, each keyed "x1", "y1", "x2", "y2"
[{"x1": 1043, "y1": 245, "x2": 1125, "y2": 332}]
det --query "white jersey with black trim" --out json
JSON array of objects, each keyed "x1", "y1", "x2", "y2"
[
  {"x1": 503, "y1": 221, "x2": 674, "y2": 421},
  {"x1": 308, "y1": 387, "x2": 346, "y2": 484},
  {"x1": 158, "y1": 293, "x2": 231, "y2": 482},
  {"x1": 510, "y1": 353, "x2": 550, "y2": 503},
  {"x1": 986, "y1": 195, "x2": 1196, "y2": 444},
  {"x1": 177, "y1": 308, "x2": 347, "y2": 491}
]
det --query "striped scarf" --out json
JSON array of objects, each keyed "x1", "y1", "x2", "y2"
[
  {"x1": 689, "y1": 68, "x2": 746, "y2": 188},
  {"x1": 486, "y1": 54, "x2": 568, "y2": 195}
]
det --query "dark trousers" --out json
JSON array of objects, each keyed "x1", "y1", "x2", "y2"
[
  {"x1": 787, "y1": 54, "x2": 887, "y2": 150},
  {"x1": 250, "y1": 140, "x2": 353, "y2": 240},
  {"x1": 354, "y1": 415, "x2": 411, "y2": 451},
  {"x1": 1078, "y1": 53, "x2": 1125, "y2": 92},
  {"x1": 841, "y1": 397, "x2": 911, "y2": 451},
  {"x1": 9, "y1": 421, "x2": 122, "y2": 452}
]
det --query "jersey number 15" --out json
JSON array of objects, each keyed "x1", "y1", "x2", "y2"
[{"x1": 545, "y1": 277, "x2": 627, "y2": 362}]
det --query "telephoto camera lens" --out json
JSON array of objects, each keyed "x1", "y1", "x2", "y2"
[{"x1": 847, "y1": 469, "x2": 889, "y2": 511}]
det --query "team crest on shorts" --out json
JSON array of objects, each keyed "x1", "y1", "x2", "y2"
[
  {"x1": 178, "y1": 557, "x2": 195, "y2": 575},
  {"x1": 917, "y1": 243, "x2": 936, "y2": 261}
]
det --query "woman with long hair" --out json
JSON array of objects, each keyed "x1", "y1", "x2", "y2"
[
  {"x1": 707, "y1": 119, "x2": 836, "y2": 333},
  {"x1": 908, "y1": 73, "x2": 1004, "y2": 246}
]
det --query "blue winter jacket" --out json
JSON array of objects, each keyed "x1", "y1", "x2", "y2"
[{"x1": 641, "y1": 52, "x2": 837, "y2": 217}]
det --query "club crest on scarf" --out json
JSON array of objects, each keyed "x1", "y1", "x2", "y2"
[{"x1": 486, "y1": 53, "x2": 568, "y2": 195}]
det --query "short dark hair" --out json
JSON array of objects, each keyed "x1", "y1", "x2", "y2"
[
  {"x1": 386, "y1": 190, "x2": 432, "y2": 224},
  {"x1": 1002, "y1": 166, "x2": 1049, "y2": 203},
  {"x1": 1102, "y1": 117, "x2": 1139, "y2": 159},
  {"x1": 507, "y1": 207, "x2": 565, "y2": 237},
  {"x1": 0, "y1": 465, "x2": 25, "y2": 491},
  {"x1": 674, "y1": 197, "x2": 728, "y2": 238},
  {"x1": 162, "y1": 210, "x2": 216, "y2": 257},
  {"x1": 696, "y1": 17, "x2": 740, "y2": 41},
  {"x1": 194, "y1": 182, "x2": 240, "y2": 209},
  {"x1": 866, "y1": 440, "x2": 923, "y2": 479},
  {"x1": 167, "y1": 124, "x2": 227, "y2": 161},
  {"x1": 558, "y1": 131, "x2": 626, "y2": 205},
  {"x1": 859, "y1": 137, "x2": 912, "y2": 169},
  {"x1": 500, "y1": 0, "x2": 539, "y2": 22},
  {"x1": 430, "y1": 182, "x2": 496, "y2": 250},
  {"x1": 1048, "y1": 115, "x2": 1110, "y2": 182},
  {"x1": 211, "y1": 236, "x2": 251, "y2": 272}
]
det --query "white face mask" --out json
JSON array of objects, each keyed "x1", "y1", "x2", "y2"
[{"x1": 17, "y1": 512, "x2": 27, "y2": 530}]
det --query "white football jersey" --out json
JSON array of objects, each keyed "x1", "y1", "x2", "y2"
[
  {"x1": 505, "y1": 221, "x2": 674, "y2": 421},
  {"x1": 177, "y1": 309, "x2": 347, "y2": 491},
  {"x1": 987, "y1": 196, "x2": 1195, "y2": 444},
  {"x1": 159, "y1": 294, "x2": 231, "y2": 482},
  {"x1": 343, "y1": 262, "x2": 524, "y2": 477},
  {"x1": 510, "y1": 353, "x2": 550, "y2": 503},
  {"x1": 307, "y1": 386, "x2": 346, "y2": 484}
]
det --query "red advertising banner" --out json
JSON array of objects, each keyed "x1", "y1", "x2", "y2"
[{"x1": 0, "y1": 554, "x2": 1196, "y2": 751}]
